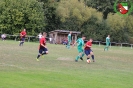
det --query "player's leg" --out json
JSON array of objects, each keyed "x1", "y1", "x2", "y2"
[
  {"x1": 75, "y1": 48, "x2": 82, "y2": 62},
  {"x1": 21, "y1": 38, "x2": 25, "y2": 46},
  {"x1": 19, "y1": 38, "x2": 24, "y2": 46},
  {"x1": 85, "y1": 50, "x2": 92, "y2": 63},
  {"x1": 42, "y1": 48, "x2": 48, "y2": 56},
  {"x1": 85, "y1": 50, "x2": 90, "y2": 59},
  {"x1": 36, "y1": 49, "x2": 43, "y2": 61},
  {"x1": 19, "y1": 38, "x2": 23, "y2": 46},
  {"x1": 75, "y1": 52, "x2": 82, "y2": 62},
  {"x1": 66, "y1": 41, "x2": 71, "y2": 49},
  {"x1": 80, "y1": 49, "x2": 84, "y2": 61},
  {"x1": 90, "y1": 50, "x2": 95, "y2": 62},
  {"x1": 104, "y1": 43, "x2": 108, "y2": 51}
]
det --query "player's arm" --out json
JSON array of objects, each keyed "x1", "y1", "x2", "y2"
[
  {"x1": 20, "y1": 32, "x2": 23, "y2": 36},
  {"x1": 72, "y1": 40, "x2": 78, "y2": 47},
  {"x1": 72, "y1": 41, "x2": 77, "y2": 47},
  {"x1": 40, "y1": 43, "x2": 47, "y2": 48}
]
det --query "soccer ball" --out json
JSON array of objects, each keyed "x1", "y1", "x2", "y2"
[{"x1": 87, "y1": 59, "x2": 91, "y2": 64}]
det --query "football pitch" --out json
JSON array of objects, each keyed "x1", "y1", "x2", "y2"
[{"x1": 0, "y1": 40, "x2": 133, "y2": 88}]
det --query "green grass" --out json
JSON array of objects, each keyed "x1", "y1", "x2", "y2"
[{"x1": 0, "y1": 40, "x2": 133, "y2": 88}]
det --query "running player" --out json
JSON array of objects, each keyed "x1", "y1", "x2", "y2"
[
  {"x1": 36, "y1": 32, "x2": 48, "y2": 61},
  {"x1": 66, "y1": 31, "x2": 72, "y2": 49},
  {"x1": 84, "y1": 38, "x2": 95, "y2": 63},
  {"x1": 73, "y1": 36, "x2": 86, "y2": 62},
  {"x1": 104, "y1": 35, "x2": 110, "y2": 51},
  {"x1": 19, "y1": 29, "x2": 26, "y2": 46}
]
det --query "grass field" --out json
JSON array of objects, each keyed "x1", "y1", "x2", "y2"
[{"x1": 0, "y1": 40, "x2": 133, "y2": 88}]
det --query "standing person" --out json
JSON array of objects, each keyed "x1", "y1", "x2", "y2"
[
  {"x1": 19, "y1": 29, "x2": 26, "y2": 46},
  {"x1": 38, "y1": 32, "x2": 42, "y2": 41},
  {"x1": 73, "y1": 36, "x2": 86, "y2": 62},
  {"x1": 36, "y1": 32, "x2": 48, "y2": 61},
  {"x1": 49, "y1": 37, "x2": 52, "y2": 44},
  {"x1": 66, "y1": 31, "x2": 72, "y2": 49},
  {"x1": 104, "y1": 35, "x2": 110, "y2": 51},
  {"x1": 1, "y1": 33, "x2": 6, "y2": 41},
  {"x1": 84, "y1": 38, "x2": 95, "y2": 63}
]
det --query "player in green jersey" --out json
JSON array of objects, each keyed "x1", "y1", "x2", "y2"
[
  {"x1": 66, "y1": 31, "x2": 72, "y2": 49},
  {"x1": 104, "y1": 35, "x2": 110, "y2": 51},
  {"x1": 73, "y1": 36, "x2": 86, "y2": 62}
]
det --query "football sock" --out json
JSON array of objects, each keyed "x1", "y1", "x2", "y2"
[
  {"x1": 81, "y1": 53, "x2": 84, "y2": 57},
  {"x1": 19, "y1": 42, "x2": 22, "y2": 46},
  {"x1": 37, "y1": 55, "x2": 41, "y2": 59},
  {"x1": 91, "y1": 55, "x2": 94, "y2": 60},
  {"x1": 67, "y1": 45, "x2": 70, "y2": 49},
  {"x1": 76, "y1": 55, "x2": 80, "y2": 61},
  {"x1": 21, "y1": 42, "x2": 24, "y2": 45},
  {"x1": 107, "y1": 47, "x2": 108, "y2": 51}
]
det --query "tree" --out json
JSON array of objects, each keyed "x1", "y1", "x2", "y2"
[
  {"x1": 86, "y1": 0, "x2": 115, "y2": 19},
  {"x1": 38, "y1": 0, "x2": 61, "y2": 32},
  {"x1": 0, "y1": 0, "x2": 45, "y2": 35},
  {"x1": 106, "y1": 13, "x2": 130, "y2": 42},
  {"x1": 56, "y1": 0, "x2": 102, "y2": 32}
]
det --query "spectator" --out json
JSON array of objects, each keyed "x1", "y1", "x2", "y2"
[
  {"x1": 1, "y1": 33, "x2": 6, "y2": 41},
  {"x1": 49, "y1": 37, "x2": 52, "y2": 44},
  {"x1": 62, "y1": 39, "x2": 68, "y2": 45}
]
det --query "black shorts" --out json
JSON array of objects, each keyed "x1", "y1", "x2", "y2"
[{"x1": 39, "y1": 48, "x2": 48, "y2": 54}]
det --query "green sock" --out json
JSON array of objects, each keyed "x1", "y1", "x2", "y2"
[
  {"x1": 106, "y1": 47, "x2": 108, "y2": 51},
  {"x1": 81, "y1": 53, "x2": 84, "y2": 58},
  {"x1": 76, "y1": 56, "x2": 80, "y2": 61}
]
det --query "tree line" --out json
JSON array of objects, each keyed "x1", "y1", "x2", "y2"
[{"x1": 0, "y1": 0, "x2": 133, "y2": 43}]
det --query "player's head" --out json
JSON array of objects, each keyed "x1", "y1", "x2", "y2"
[
  {"x1": 89, "y1": 38, "x2": 93, "y2": 42},
  {"x1": 70, "y1": 31, "x2": 72, "y2": 34},
  {"x1": 24, "y1": 29, "x2": 26, "y2": 31},
  {"x1": 108, "y1": 35, "x2": 110, "y2": 37},
  {"x1": 82, "y1": 35, "x2": 86, "y2": 40},
  {"x1": 43, "y1": 32, "x2": 47, "y2": 37}
]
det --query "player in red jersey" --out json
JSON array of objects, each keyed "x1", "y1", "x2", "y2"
[
  {"x1": 36, "y1": 32, "x2": 48, "y2": 61},
  {"x1": 84, "y1": 38, "x2": 95, "y2": 63},
  {"x1": 19, "y1": 29, "x2": 26, "y2": 46}
]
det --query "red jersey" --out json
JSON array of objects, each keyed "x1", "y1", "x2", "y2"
[
  {"x1": 39, "y1": 37, "x2": 46, "y2": 49},
  {"x1": 20, "y1": 31, "x2": 26, "y2": 38},
  {"x1": 84, "y1": 41, "x2": 92, "y2": 50}
]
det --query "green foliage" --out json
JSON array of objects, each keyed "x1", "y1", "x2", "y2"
[
  {"x1": 0, "y1": 0, "x2": 45, "y2": 35},
  {"x1": 38, "y1": 0, "x2": 60, "y2": 32},
  {"x1": 0, "y1": 0, "x2": 133, "y2": 43},
  {"x1": 56, "y1": 0, "x2": 102, "y2": 32},
  {"x1": 86, "y1": 0, "x2": 115, "y2": 19},
  {"x1": 106, "y1": 13, "x2": 133, "y2": 43}
]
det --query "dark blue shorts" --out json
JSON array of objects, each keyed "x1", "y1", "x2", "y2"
[
  {"x1": 84, "y1": 49, "x2": 93, "y2": 56},
  {"x1": 21, "y1": 38, "x2": 25, "y2": 41},
  {"x1": 39, "y1": 48, "x2": 48, "y2": 54}
]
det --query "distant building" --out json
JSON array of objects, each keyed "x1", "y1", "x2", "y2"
[{"x1": 49, "y1": 30, "x2": 81, "y2": 44}]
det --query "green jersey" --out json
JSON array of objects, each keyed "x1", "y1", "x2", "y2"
[
  {"x1": 68, "y1": 34, "x2": 71, "y2": 41},
  {"x1": 76, "y1": 38, "x2": 84, "y2": 49},
  {"x1": 106, "y1": 37, "x2": 110, "y2": 43}
]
